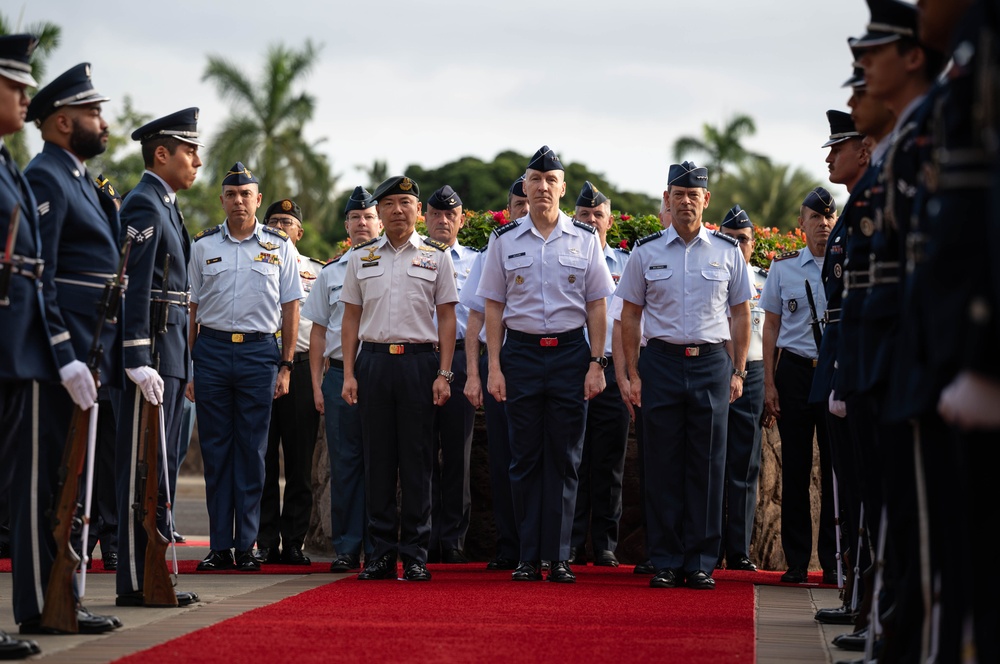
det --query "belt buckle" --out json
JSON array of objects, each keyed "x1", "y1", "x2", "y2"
[
  {"x1": 812, "y1": 359, "x2": 818, "y2": 368},
  {"x1": 684, "y1": 346, "x2": 700, "y2": 357},
  {"x1": 389, "y1": 344, "x2": 404, "y2": 355},
  {"x1": 232, "y1": 333, "x2": 244, "y2": 343},
  {"x1": 539, "y1": 337, "x2": 558, "y2": 347}
]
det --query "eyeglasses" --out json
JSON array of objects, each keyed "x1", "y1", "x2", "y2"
[
  {"x1": 733, "y1": 236, "x2": 754, "y2": 245},
  {"x1": 267, "y1": 219, "x2": 299, "y2": 229}
]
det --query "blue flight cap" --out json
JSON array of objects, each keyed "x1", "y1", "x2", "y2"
[
  {"x1": 27, "y1": 62, "x2": 110, "y2": 124},
  {"x1": 427, "y1": 185, "x2": 462, "y2": 210},
  {"x1": 803, "y1": 187, "x2": 837, "y2": 216},
  {"x1": 222, "y1": 162, "x2": 259, "y2": 186},
  {"x1": 371, "y1": 175, "x2": 419, "y2": 202},
  {"x1": 526, "y1": 145, "x2": 564, "y2": 172},
  {"x1": 853, "y1": 0, "x2": 918, "y2": 49},
  {"x1": 576, "y1": 181, "x2": 609, "y2": 208},
  {"x1": 667, "y1": 161, "x2": 709, "y2": 188},
  {"x1": 0, "y1": 34, "x2": 38, "y2": 87},
  {"x1": 344, "y1": 186, "x2": 376, "y2": 213},
  {"x1": 822, "y1": 110, "x2": 862, "y2": 148},
  {"x1": 721, "y1": 204, "x2": 753, "y2": 230},
  {"x1": 509, "y1": 175, "x2": 526, "y2": 197},
  {"x1": 131, "y1": 107, "x2": 203, "y2": 146}
]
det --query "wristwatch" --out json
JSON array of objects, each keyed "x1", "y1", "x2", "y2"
[
  {"x1": 436, "y1": 369, "x2": 455, "y2": 383},
  {"x1": 590, "y1": 356, "x2": 609, "y2": 368},
  {"x1": 279, "y1": 360, "x2": 294, "y2": 372},
  {"x1": 733, "y1": 368, "x2": 748, "y2": 379}
]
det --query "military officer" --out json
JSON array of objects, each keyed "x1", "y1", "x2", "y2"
[
  {"x1": 424, "y1": 185, "x2": 479, "y2": 564},
  {"x1": 340, "y1": 175, "x2": 458, "y2": 582},
  {"x1": 0, "y1": 32, "x2": 45, "y2": 659},
  {"x1": 187, "y1": 163, "x2": 303, "y2": 573},
  {"x1": 477, "y1": 147, "x2": 614, "y2": 584},
  {"x1": 716, "y1": 204, "x2": 768, "y2": 573},
  {"x1": 257, "y1": 198, "x2": 325, "y2": 566},
  {"x1": 569, "y1": 181, "x2": 631, "y2": 568},
  {"x1": 617, "y1": 160, "x2": 752, "y2": 591},
  {"x1": 12, "y1": 62, "x2": 122, "y2": 634},
  {"x1": 302, "y1": 186, "x2": 381, "y2": 573}
]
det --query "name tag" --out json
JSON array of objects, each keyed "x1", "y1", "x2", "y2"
[
  {"x1": 206, "y1": 257, "x2": 222, "y2": 265},
  {"x1": 507, "y1": 252, "x2": 526, "y2": 259}
]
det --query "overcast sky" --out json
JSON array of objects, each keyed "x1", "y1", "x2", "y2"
[{"x1": 16, "y1": 0, "x2": 874, "y2": 205}]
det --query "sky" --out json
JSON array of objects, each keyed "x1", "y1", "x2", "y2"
[{"x1": 15, "y1": 0, "x2": 875, "y2": 206}]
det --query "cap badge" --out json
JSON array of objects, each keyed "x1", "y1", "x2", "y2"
[
  {"x1": 281, "y1": 200, "x2": 293, "y2": 212},
  {"x1": 399, "y1": 178, "x2": 413, "y2": 191}
]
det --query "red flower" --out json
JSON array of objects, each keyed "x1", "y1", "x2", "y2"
[
  {"x1": 492, "y1": 210, "x2": 508, "y2": 225},
  {"x1": 619, "y1": 239, "x2": 629, "y2": 250},
  {"x1": 620, "y1": 214, "x2": 632, "y2": 221}
]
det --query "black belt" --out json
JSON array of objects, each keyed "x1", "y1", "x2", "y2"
[
  {"x1": 1, "y1": 255, "x2": 44, "y2": 280},
  {"x1": 454, "y1": 339, "x2": 465, "y2": 350},
  {"x1": 824, "y1": 308, "x2": 841, "y2": 324},
  {"x1": 647, "y1": 339, "x2": 724, "y2": 357},
  {"x1": 199, "y1": 326, "x2": 275, "y2": 343},
  {"x1": 868, "y1": 261, "x2": 900, "y2": 286},
  {"x1": 361, "y1": 342, "x2": 435, "y2": 355},
  {"x1": 150, "y1": 290, "x2": 190, "y2": 307},
  {"x1": 293, "y1": 351, "x2": 310, "y2": 363},
  {"x1": 329, "y1": 358, "x2": 344, "y2": 369},
  {"x1": 506, "y1": 328, "x2": 584, "y2": 347},
  {"x1": 781, "y1": 350, "x2": 818, "y2": 368}
]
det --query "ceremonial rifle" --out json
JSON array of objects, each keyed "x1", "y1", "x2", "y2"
[
  {"x1": 804, "y1": 279, "x2": 824, "y2": 350},
  {"x1": 0, "y1": 205, "x2": 20, "y2": 305},
  {"x1": 41, "y1": 238, "x2": 131, "y2": 632}
]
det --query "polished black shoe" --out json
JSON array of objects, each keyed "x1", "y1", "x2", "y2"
[
  {"x1": 815, "y1": 604, "x2": 858, "y2": 625},
  {"x1": 511, "y1": 561, "x2": 543, "y2": 581},
  {"x1": 102, "y1": 551, "x2": 118, "y2": 571},
  {"x1": 329, "y1": 554, "x2": 360, "y2": 573},
  {"x1": 441, "y1": 548, "x2": 469, "y2": 564},
  {"x1": 171, "y1": 531, "x2": 186, "y2": 544},
  {"x1": 548, "y1": 561, "x2": 576, "y2": 583},
  {"x1": 235, "y1": 549, "x2": 261, "y2": 572},
  {"x1": 255, "y1": 547, "x2": 282, "y2": 564},
  {"x1": 593, "y1": 550, "x2": 619, "y2": 567},
  {"x1": 780, "y1": 566, "x2": 808, "y2": 583},
  {"x1": 566, "y1": 547, "x2": 585, "y2": 565},
  {"x1": 196, "y1": 549, "x2": 235, "y2": 571},
  {"x1": 281, "y1": 547, "x2": 311, "y2": 565},
  {"x1": 486, "y1": 557, "x2": 518, "y2": 571},
  {"x1": 822, "y1": 569, "x2": 843, "y2": 585},
  {"x1": 358, "y1": 553, "x2": 397, "y2": 580},
  {"x1": 686, "y1": 570, "x2": 716, "y2": 590},
  {"x1": 20, "y1": 608, "x2": 118, "y2": 635},
  {"x1": 116, "y1": 590, "x2": 200, "y2": 607},
  {"x1": 727, "y1": 554, "x2": 757, "y2": 572},
  {"x1": 634, "y1": 560, "x2": 656, "y2": 575},
  {"x1": 540, "y1": 560, "x2": 551, "y2": 571},
  {"x1": 403, "y1": 560, "x2": 432, "y2": 581},
  {"x1": 0, "y1": 630, "x2": 38, "y2": 659},
  {"x1": 650, "y1": 568, "x2": 681, "y2": 588},
  {"x1": 832, "y1": 627, "x2": 869, "y2": 652}
]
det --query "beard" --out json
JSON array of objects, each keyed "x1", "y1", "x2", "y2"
[{"x1": 69, "y1": 118, "x2": 108, "y2": 160}]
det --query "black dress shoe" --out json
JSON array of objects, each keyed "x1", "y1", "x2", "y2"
[
  {"x1": 780, "y1": 566, "x2": 808, "y2": 583},
  {"x1": 548, "y1": 561, "x2": 576, "y2": 583},
  {"x1": 358, "y1": 553, "x2": 397, "y2": 580},
  {"x1": 102, "y1": 551, "x2": 118, "y2": 571},
  {"x1": 171, "y1": 531, "x2": 186, "y2": 544},
  {"x1": 235, "y1": 549, "x2": 261, "y2": 572},
  {"x1": 281, "y1": 547, "x2": 312, "y2": 565},
  {"x1": 540, "y1": 560, "x2": 551, "y2": 571},
  {"x1": 82, "y1": 606, "x2": 122, "y2": 629},
  {"x1": 727, "y1": 554, "x2": 757, "y2": 572},
  {"x1": 832, "y1": 627, "x2": 869, "y2": 651},
  {"x1": 511, "y1": 561, "x2": 543, "y2": 581},
  {"x1": 566, "y1": 547, "x2": 585, "y2": 565},
  {"x1": 0, "y1": 630, "x2": 38, "y2": 659},
  {"x1": 593, "y1": 550, "x2": 619, "y2": 567},
  {"x1": 650, "y1": 568, "x2": 681, "y2": 588},
  {"x1": 686, "y1": 570, "x2": 716, "y2": 590},
  {"x1": 822, "y1": 569, "x2": 843, "y2": 585},
  {"x1": 815, "y1": 604, "x2": 858, "y2": 625},
  {"x1": 255, "y1": 547, "x2": 282, "y2": 564},
  {"x1": 116, "y1": 589, "x2": 200, "y2": 607},
  {"x1": 329, "y1": 554, "x2": 361, "y2": 572},
  {"x1": 20, "y1": 608, "x2": 117, "y2": 635},
  {"x1": 486, "y1": 557, "x2": 518, "y2": 570},
  {"x1": 196, "y1": 549, "x2": 235, "y2": 571},
  {"x1": 634, "y1": 560, "x2": 656, "y2": 575},
  {"x1": 403, "y1": 560, "x2": 432, "y2": 581},
  {"x1": 441, "y1": 548, "x2": 469, "y2": 564}
]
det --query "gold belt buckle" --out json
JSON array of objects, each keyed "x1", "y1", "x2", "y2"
[
  {"x1": 684, "y1": 346, "x2": 700, "y2": 357},
  {"x1": 389, "y1": 344, "x2": 404, "y2": 355},
  {"x1": 812, "y1": 359, "x2": 818, "y2": 368},
  {"x1": 232, "y1": 333, "x2": 244, "y2": 343}
]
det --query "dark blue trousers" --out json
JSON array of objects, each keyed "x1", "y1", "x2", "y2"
[
  {"x1": 479, "y1": 351, "x2": 519, "y2": 561},
  {"x1": 721, "y1": 359, "x2": 764, "y2": 561}
]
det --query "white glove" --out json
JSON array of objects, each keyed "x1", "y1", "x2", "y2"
[
  {"x1": 126, "y1": 366, "x2": 164, "y2": 405},
  {"x1": 59, "y1": 360, "x2": 98, "y2": 410},
  {"x1": 828, "y1": 390, "x2": 847, "y2": 418}
]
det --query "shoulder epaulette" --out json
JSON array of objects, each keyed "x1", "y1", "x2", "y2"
[
  {"x1": 353, "y1": 236, "x2": 379, "y2": 250},
  {"x1": 635, "y1": 231, "x2": 663, "y2": 247},
  {"x1": 262, "y1": 225, "x2": 290, "y2": 241},
  {"x1": 310, "y1": 256, "x2": 328, "y2": 267},
  {"x1": 711, "y1": 229, "x2": 739, "y2": 247},
  {"x1": 424, "y1": 238, "x2": 449, "y2": 252},
  {"x1": 573, "y1": 220, "x2": 597, "y2": 233},
  {"x1": 321, "y1": 259, "x2": 340, "y2": 270},
  {"x1": 774, "y1": 250, "x2": 799, "y2": 261},
  {"x1": 492, "y1": 220, "x2": 520, "y2": 237},
  {"x1": 193, "y1": 226, "x2": 221, "y2": 241},
  {"x1": 616, "y1": 246, "x2": 631, "y2": 255}
]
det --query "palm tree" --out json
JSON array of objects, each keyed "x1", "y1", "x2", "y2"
[
  {"x1": 672, "y1": 113, "x2": 770, "y2": 180},
  {"x1": 709, "y1": 161, "x2": 822, "y2": 232}
]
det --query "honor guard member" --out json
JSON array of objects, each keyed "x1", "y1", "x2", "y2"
[
  {"x1": 0, "y1": 33, "x2": 45, "y2": 659},
  {"x1": 760, "y1": 187, "x2": 838, "y2": 585},
  {"x1": 113, "y1": 109, "x2": 202, "y2": 608},
  {"x1": 569, "y1": 181, "x2": 630, "y2": 568},
  {"x1": 187, "y1": 163, "x2": 303, "y2": 573},
  {"x1": 716, "y1": 204, "x2": 768, "y2": 573},
  {"x1": 477, "y1": 147, "x2": 614, "y2": 584},
  {"x1": 617, "y1": 160, "x2": 753, "y2": 591},
  {"x1": 461, "y1": 176, "x2": 528, "y2": 571},
  {"x1": 256, "y1": 198, "x2": 324, "y2": 566},
  {"x1": 302, "y1": 186, "x2": 381, "y2": 573},
  {"x1": 12, "y1": 62, "x2": 122, "y2": 635},
  {"x1": 340, "y1": 175, "x2": 458, "y2": 582},
  {"x1": 424, "y1": 185, "x2": 478, "y2": 564}
]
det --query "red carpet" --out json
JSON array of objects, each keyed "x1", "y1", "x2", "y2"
[{"x1": 114, "y1": 566, "x2": 757, "y2": 664}]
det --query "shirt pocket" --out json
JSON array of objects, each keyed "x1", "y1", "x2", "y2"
[
  {"x1": 250, "y1": 261, "x2": 280, "y2": 301},
  {"x1": 357, "y1": 263, "x2": 387, "y2": 300},
  {"x1": 406, "y1": 263, "x2": 438, "y2": 298},
  {"x1": 783, "y1": 288, "x2": 806, "y2": 315},
  {"x1": 504, "y1": 254, "x2": 533, "y2": 288},
  {"x1": 328, "y1": 284, "x2": 343, "y2": 306},
  {"x1": 701, "y1": 267, "x2": 728, "y2": 299},
  {"x1": 645, "y1": 267, "x2": 673, "y2": 283}
]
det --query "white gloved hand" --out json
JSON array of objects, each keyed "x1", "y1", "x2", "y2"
[
  {"x1": 126, "y1": 366, "x2": 164, "y2": 405},
  {"x1": 829, "y1": 390, "x2": 847, "y2": 418},
  {"x1": 59, "y1": 360, "x2": 98, "y2": 410}
]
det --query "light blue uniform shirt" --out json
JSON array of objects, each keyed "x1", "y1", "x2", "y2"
[
  {"x1": 597, "y1": 244, "x2": 631, "y2": 355},
  {"x1": 747, "y1": 266, "x2": 768, "y2": 362},
  {"x1": 477, "y1": 212, "x2": 615, "y2": 335},
  {"x1": 445, "y1": 241, "x2": 479, "y2": 340},
  {"x1": 301, "y1": 247, "x2": 353, "y2": 360},
  {"x1": 188, "y1": 219, "x2": 304, "y2": 333},
  {"x1": 759, "y1": 249, "x2": 826, "y2": 359},
  {"x1": 615, "y1": 225, "x2": 753, "y2": 344},
  {"x1": 459, "y1": 250, "x2": 488, "y2": 344}
]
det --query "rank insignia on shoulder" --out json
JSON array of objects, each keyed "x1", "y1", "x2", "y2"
[
  {"x1": 353, "y1": 237, "x2": 380, "y2": 250},
  {"x1": 573, "y1": 220, "x2": 597, "y2": 233},
  {"x1": 711, "y1": 230, "x2": 739, "y2": 246},
  {"x1": 263, "y1": 226, "x2": 289, "y2": 240},
  {"x1": 126, "y1": 226, "x2": 154, "y2": 244},
  {"x1": 493, "y1": 220, "x2": 520, "y2": 237},
  {"x1": 635, "y1": 231, "x2": 663, "y2": 247},
  {"x1": 774, "y1": 250, "x2": 799, "y2": 261},
  {"x1": 193, "y1": 226, "x2": 222, "y2": 241},
  {"x1": 423, "y1": 238, "x2": 449, "y2": 252},
  {"x1": 258, "y1": 240, "x2": 280, "y2": 251},
  {"x1": 206, "y1": 257, "x2": 222, "y2": 264}
]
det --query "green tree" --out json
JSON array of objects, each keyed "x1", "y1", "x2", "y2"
[
  {"x1": 672, "y1": 113, "x2": 770, "y2": 180},
  {"x1": 708, "y1": 160, "x2": 822, "y2": 232},
  {"x1": 86, "y1": 96, "x2": 151, "y2": 195}
]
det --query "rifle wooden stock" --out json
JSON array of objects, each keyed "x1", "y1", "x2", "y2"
[
  {"x1": 40, "y1": 405, "x2": 91, "y2": 633},
  {"x1": 137, "y1": 399, "x2": 176, "y2": 607}
]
